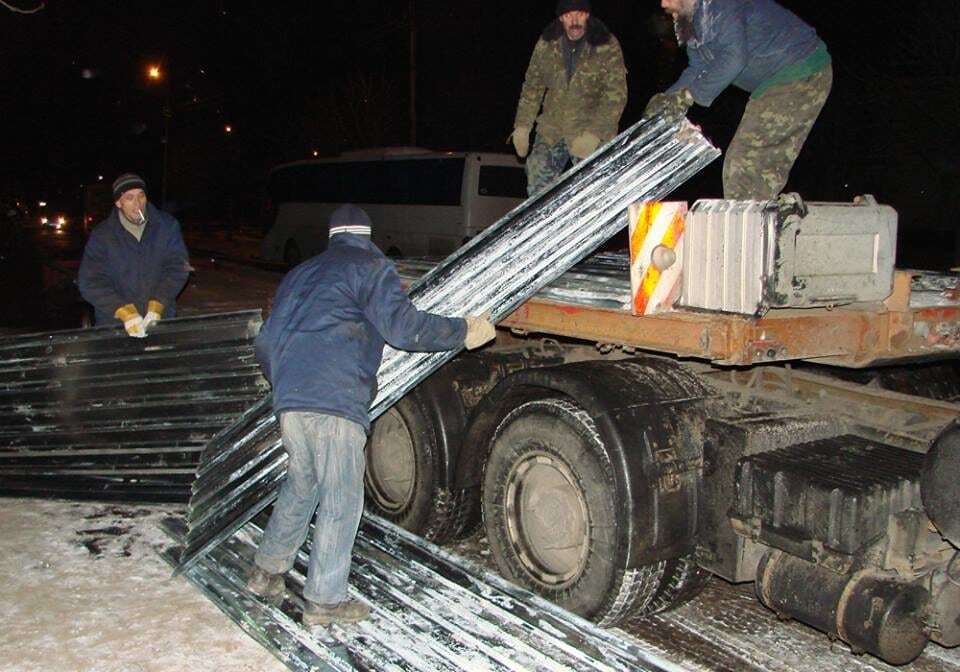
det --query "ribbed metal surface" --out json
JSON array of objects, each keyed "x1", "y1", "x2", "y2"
[
  {"x1": 731, "y1": 435, "x2": 924, "y2": 556},
  {"x1": 397, "y1": 252, "x2": 633, "y2": 309},
  {"x1": 680, "y1": 200, "x2": 775, "y2": 316},
  {"x1": 161, "y1": 513, "x2": 687, "y2": 672},
  {"x1": 0, "y1": 311, "x2": 266, "y2": 502},
  {"x1": 180, "y1": 115, "x2": 719, "y2": 570}
]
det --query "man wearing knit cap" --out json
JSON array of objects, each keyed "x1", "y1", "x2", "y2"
[
  {"x1": 78, "y1": 173, "x2": 189, "y2": 336},
  {"x1": 511, "y1": 0, "x2": 627, "y2": 195},
  {"x1": 248, "y1": 204, "x2": 495, "y2": 627},
  {"x1": 646, "y1": 0, "x2": 832, "y2": 199}
]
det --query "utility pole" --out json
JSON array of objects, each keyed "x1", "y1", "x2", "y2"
[
  {"x1": 161, "y1": 99, "x2": 171, "y2": 210},
  {"x1": 408, "y1": 0, "x2": 416, "y2": 146}
]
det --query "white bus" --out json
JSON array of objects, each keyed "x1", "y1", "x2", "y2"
[{"x1": 260, "y1": 149, "x2": 526, "y2": 265}]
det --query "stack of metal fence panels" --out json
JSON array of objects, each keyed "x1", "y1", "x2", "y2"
[
  {"x1": 179, "y1": 115, "x2": 719, "y2": 570},
  {"x1": 0, "y1": 310, "x2": 266, "y2": 502},
  {"x1": 161, "y1": 513, "x2": 686, "y2": 672}
]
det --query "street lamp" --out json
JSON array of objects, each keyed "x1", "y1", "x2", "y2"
[{"x1": 146, "y1": 63, "x2": 170, "y2": 208}]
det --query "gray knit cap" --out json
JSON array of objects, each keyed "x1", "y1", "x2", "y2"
[{"x1": 112, "y1": 173, "x2": 146, "y2": 200}]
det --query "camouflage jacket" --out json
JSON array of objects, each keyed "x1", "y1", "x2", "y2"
[{"x1": 514, "y1": 17, "x2": 628, "y2": 148}]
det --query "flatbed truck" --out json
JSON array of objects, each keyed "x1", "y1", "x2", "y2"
[{"x1": 363, "y1": 197, "x2": 960, "y2": 666}]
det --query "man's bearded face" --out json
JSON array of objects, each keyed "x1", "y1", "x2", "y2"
[{"x1": 559, "y1": 11, "x2": 589, "y2": 41}]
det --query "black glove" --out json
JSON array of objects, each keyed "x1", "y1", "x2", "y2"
[{"x1": 644, "y1": 88, "x2": 694, "y2": 122}]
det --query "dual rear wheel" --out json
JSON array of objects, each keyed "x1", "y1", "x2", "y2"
[
  {"x1": 481, "y1": 397, "x2": 708, "y2": 624},
  {"x1": 364, "y1": 391, "x2": 707, "y2": 624}
]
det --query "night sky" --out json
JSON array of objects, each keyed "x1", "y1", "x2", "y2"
[{"x1": 3, "y1": 1, "x2": 958, "y2": 267}]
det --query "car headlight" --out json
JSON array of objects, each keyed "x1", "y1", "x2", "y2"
[{"x1": 40, "y1": 216, "x2": 48, "y2": 225}]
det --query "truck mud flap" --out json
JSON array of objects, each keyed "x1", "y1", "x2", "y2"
[
  {"x1": 160, "y1": 513, "x2": 689, "y2": 672},
  {"x1": 179, "y1": 115, "x2": 720, "y2": 572},
  {"x1": 0, "y1": 311, "x2": 266, "y2": 502}
]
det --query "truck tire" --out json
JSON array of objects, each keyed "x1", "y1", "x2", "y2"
[
  {"x1": 482, "y1": 397, "x2": 705, "y2": 625},
  {"x1": 365, "y1": 398, "x2": 448, "y2": 538},
  {"x1": 644, "y1": 556, "x2": 710, "y2": 615}
]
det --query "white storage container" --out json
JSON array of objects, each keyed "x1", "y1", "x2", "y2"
[{"x1": 678, "y1": 195, "x2": 897, "y2": 316}]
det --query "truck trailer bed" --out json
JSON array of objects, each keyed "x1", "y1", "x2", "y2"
[{"x1": 399, "y1": 256, "x2": 960, "y2": 368}]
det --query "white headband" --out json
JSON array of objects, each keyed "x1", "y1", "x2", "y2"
[{"x1": 329, "y1": 225, "x2": 371, "y2": 238}]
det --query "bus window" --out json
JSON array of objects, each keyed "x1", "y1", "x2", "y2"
[
  {"x1": 478, "y1": 165, "x2": 527, "y2": 199},
  {"x1": 260, "y1": 152, "x2": 522, "y2": 264},
  {"x1": 406, "y1": 159, "x2": 464, "y2": 206}
]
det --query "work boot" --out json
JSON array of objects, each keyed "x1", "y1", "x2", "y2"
[
  {"x1": 246, "y1": 566, "x2": 286, "y2": 601},
  {"x1": 302, "y1": 598, "x2": 371, "y2": 627}
]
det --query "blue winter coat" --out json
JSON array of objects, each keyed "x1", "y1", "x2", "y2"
[
  {"x1": 255, "y1": 234, "x2": 467, "y2": 432},
  {"x1": 78, "y1": 203, "x2": 190, "y2": 325},
  {"x1": 668, "y1": 0, "x2": 824, "y2": 106}
]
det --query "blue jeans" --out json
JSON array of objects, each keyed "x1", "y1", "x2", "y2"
[
  {"x1": 254, "y1": 411, "x2": 367, "y2": 605},
  {"x1": 525, "y1": 139, "x2": 582, "y2": 196}
]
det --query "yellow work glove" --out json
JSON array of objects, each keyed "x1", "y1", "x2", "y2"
[
  {"x1": 510, "y1": 126, "x2": 531, "y2": 159},
  {"x1": 142, "y1": 299, "x2": 164, "y2": 331},
  {"x1": 464, "y1": 314, "x2": 496, "y2": 350},
  {"x1": 115, "y1": 303, "x2": 146, "y2": 338},
  {"x1": 569, "y1": 132, "x2": 601, "y2": 159},
  {"x1": 644, "y1": 88, "x2": 694, "y2": 122}
]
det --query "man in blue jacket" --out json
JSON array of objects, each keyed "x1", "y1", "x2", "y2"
[
  {"x1": 248, "y1": 204, "x2": 495, "y2": 626},
  {"x1": 78, "y1": 174, "x2": 190, "y2": 336},
  {"x1": 646, "y1": 0, "x2": 832, "y2": 200}
]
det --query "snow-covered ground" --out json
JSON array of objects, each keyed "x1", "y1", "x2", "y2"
[{"x1": 0, "y1": 498, "x2": 285, "y2": 672}]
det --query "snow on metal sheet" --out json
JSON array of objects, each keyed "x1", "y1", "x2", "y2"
[{"x1": 162, "y1": 513, "x2": 692, "y2": 672}]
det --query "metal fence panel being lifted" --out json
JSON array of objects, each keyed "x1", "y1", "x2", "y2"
[
  {"x1": 0, "y1": 311, "x2": 266, "y2": 502},
  {"x1": 180, "y1": 115, "x2": 720, "y2": 570}
]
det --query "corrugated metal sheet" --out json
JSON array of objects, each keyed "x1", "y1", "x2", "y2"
[
  {"x1": 179, "y1": 115, "x2": 720, "y2": 571},
  {"x1": 397, "y1": 252, "x2": 634, "y2": 309},
  {"x1": 0, "y1": 311, "x2": 266, "y2": 502},
  {"x1": 161, "y1": 513, "x2": 688, "y2": 672}
]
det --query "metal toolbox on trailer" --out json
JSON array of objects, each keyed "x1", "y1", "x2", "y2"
[{"x1": 678, "y1": 195, "x2": 897, "y2": 316}]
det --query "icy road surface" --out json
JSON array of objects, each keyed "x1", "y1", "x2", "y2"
[{"x1": 0, "y1": 498, "x2": 285, "y2": 672}]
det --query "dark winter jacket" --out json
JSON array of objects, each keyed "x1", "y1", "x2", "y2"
[
  {"x1": 668, "y1": 0, "x2": 828, "y2": 107},
  {"x1": 78, "y1": 203, "x2": 190, "y2": 325},
  {"x1": 254, "y1": 234, "x2": 467, "y2": 432},
  {"x1": 514, "y1": 17, "x2": 627, "y2": 147}
]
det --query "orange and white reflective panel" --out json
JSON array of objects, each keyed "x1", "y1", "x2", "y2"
[{"x1": 628, "y1": 201, "x2": 687, "y2": 315}]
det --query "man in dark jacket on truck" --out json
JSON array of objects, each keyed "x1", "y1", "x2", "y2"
[
  {"x1": 511, "y1": 0, "x2": 628, "y2": 195},
  {"x1": 78, "y1": 173, "x2": 190, "y2": 336},
  {"x1": 646, "y1": 0, "x2": 832, "y2": 200},
  {"x1": 247, "y1": 204, "x2": 495, "y2": 627}
]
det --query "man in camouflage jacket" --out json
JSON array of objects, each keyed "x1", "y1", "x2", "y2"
[
  {"x1": 511, "y1": 0, "x2": 628, "y2": 196},
  {"x1": 647, "y1": 0, "x2": 832, "y2": 200}
]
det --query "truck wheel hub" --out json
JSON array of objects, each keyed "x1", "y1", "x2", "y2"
[
  {"x1": 504, "y1": 451, "x2": 588, "y2": 585},
  {"x1": 366, "y1": 408, "x2": 415, "y2": 511}
]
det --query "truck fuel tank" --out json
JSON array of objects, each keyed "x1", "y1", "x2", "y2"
[{"x1": 678, "y1": 194, "x2": 897, "y2": 316}]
